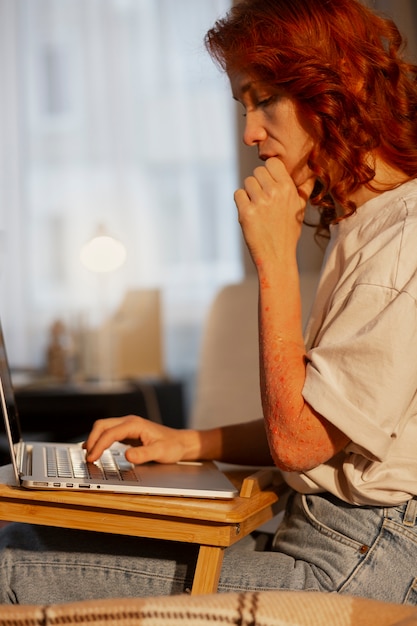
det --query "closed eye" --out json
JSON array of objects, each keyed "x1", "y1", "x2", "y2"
[
  {"x1": 257, "y1": 95, "x2": 278, "y2": 110},
  {"x1": 258, "y1": 97, "x2": 272, "y2": 107}
]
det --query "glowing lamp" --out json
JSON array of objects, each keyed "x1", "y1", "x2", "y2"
[{"x1": 80, "y1": 230, "x2": 127, "y2": 273}]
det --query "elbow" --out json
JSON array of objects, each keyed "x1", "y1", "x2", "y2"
[
  {"x1": 269, "y1": 440, "x2": 327, "y2": 473},
  {"x1": 266, "y1": 412, "x2": 350, "y2": 473},
  {"x1": 273, "y1": 455, "x2": 319, "y2": 474}
]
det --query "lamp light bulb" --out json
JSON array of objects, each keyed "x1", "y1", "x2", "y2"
[{"x1": 80, "y1": 235, "x2": 127, "y2": 273}]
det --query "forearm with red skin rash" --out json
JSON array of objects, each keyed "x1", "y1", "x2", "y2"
[
  {"x1": 233, "y1": 158, "x2": 348, "y2": 472},
  {"x1": 257, "y1": 257, "x2": 349, "y2": 472}
]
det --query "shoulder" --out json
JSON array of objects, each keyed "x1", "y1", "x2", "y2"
[{"x1": 333, "y1": 179, "x2": 417, "y2": 249}]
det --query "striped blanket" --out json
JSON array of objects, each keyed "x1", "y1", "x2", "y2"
[{"x1": 2, "y1": 590, "x2": 417, "y2": 626}]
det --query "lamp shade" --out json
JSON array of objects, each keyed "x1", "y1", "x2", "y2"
[{"x1": 80, "y1": 233, "x2": 127, "y2": 273}]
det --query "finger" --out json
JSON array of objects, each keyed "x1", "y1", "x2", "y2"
[
  {"x1": 252, "y1": 164, "x2": 275, "y2": 187},
  {"x1": 245, "y1": 166, "x2": 277, "y2": 198},
  {"x1": 264, "y1": 156, "x2": 288, "y2": 181},
  {"x1": 234, "y1": 175, "x2": 269, "y2": 213},
  {"x1": 85, "y1": 419, "x2": 143, "y2": 461},
  {"x1": 124, "y1": 437, "x2": 179, "y2": 465},
  {"x1": 85, "y1": 415, "x2": 145, "y2": 451},
  {"x1": 242, "y1": 175, "x2": 262, "y2": 201},
  {"x1": 234, "y1": 187, "x2": 250, "y2": 209},
  {"x1": 83, "y1": 418, "x2": 119, "y2": 455},
  {"x1": 266, "y1": 157, "x2": 315, "y2": 208},
  {"x1": 125, "y1": 443, "x2": 162, "y2": 465}
]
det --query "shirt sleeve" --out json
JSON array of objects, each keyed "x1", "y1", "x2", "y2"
[{"x1": 303, "y1": 282, "x2": 417, "y2": 461}]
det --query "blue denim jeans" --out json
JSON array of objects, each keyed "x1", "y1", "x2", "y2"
[{"x1": 1, "y1": 491, "x2": 417, "y2": 605}]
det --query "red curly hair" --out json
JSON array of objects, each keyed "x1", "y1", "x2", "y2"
[{"x1": 205, "y1": 0, "x2": 417, "y2": 232}]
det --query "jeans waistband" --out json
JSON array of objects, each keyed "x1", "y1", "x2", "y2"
[
  {"x1": 403, "y1": 497, "x2": 417, "y2": 527},
  {"x1": 386, "y1": 497, "x2": 417, "y2": 527}
]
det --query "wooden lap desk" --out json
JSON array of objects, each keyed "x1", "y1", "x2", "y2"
[{"x1": 0, "y1": 464, "x2": 281, "y2": 595}]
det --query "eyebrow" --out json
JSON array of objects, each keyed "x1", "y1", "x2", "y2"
[
  {"x1": 232, "y1": 81, "x2": 253, "y2": 101},
  {"x1": 240, "y1": 82, "x2": 253, "y2": 94}
]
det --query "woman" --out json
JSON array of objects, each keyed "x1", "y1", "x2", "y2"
[{"x1": 2, "y1": 0, "x2": 417, "y2": 605}]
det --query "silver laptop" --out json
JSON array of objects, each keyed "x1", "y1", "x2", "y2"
[{"x1": 0, "y1": 322, "x2": 238, "y2": 499}]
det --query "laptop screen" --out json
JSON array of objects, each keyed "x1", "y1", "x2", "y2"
[{"x1": 0, "y1": 321, "x2": 22, "y2": 448}]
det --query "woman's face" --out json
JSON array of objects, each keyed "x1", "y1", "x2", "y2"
[{"x1": 229, "y1": 70, "x2": 318, "y2": 192}]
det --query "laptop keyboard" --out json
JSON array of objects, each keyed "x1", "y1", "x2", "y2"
[{"x1": 46, "y1": 446, "x2": 139, "y2": 482}]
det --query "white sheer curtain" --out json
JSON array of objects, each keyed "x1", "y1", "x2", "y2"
[
  {"x1": 1, "y1": 0, "x2": 415, "y2": 405},
  {"x1": 0, "y1": 0, "x2": 242, "y2": 402}
]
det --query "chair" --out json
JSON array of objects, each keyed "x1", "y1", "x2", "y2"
[
  {"x1": 189, "y1": 274, "x2": 319, "y2": 532},
  {"x1": 190, "y1": 273, "x2": 319, "y2": 430},
  {"x1": 190, "y1": 277, "x2": 262, "y2": 430}
]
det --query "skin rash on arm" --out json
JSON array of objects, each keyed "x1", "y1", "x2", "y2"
[{"x1": 257, "y1": 261, "x2": 349, "y2": 472}]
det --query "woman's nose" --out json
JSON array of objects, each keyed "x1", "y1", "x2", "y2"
[{"x1": 243, "y1": 113, "x2": 267, "y2": 146}]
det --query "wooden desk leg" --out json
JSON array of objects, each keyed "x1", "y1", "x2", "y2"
[{"x1": 191, "y1": 545, "x2": 225, "y2": 595}]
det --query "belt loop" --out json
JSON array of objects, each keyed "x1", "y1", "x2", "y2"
[{"x1": 403, "y1": 498, "x2": 417, "y2": 527}]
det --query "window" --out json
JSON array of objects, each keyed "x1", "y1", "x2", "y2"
[{"x1": 0, "y1": 0, "x2": 242, "y2": 413}]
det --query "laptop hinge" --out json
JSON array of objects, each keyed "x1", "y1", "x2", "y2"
[{"x1": 16, "y1": 441, "x2": 32, "y2": 477}]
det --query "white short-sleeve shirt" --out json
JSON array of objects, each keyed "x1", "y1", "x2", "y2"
[{"x1": 283, "y1": 179, "x2": 417, "y2": 505}]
